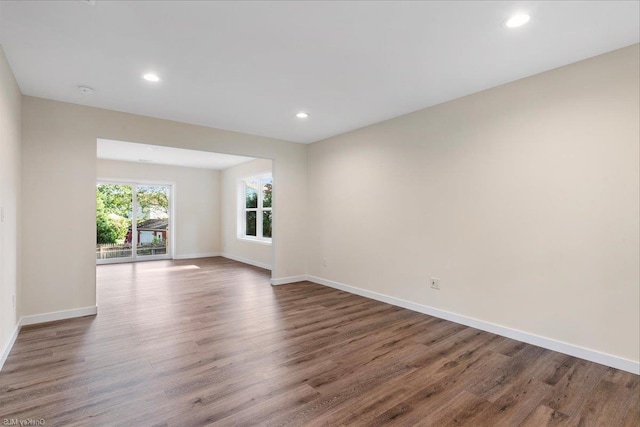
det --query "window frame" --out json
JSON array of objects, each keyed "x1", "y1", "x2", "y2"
[
  {"x1": 96, "y1": 178, "x2": 175, "y2": 265},
  {"x1": 238, "y1": 173, "x2": 272, "y2": 244}
]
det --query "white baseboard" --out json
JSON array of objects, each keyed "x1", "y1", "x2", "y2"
[
  {"x1": 174, "y1": 252, "x2": 220, "y2": 260},
  {"x1": 20, "y1": 306, "x2": 98, "y2": 327},
  {"x1": 271, "y1": 275, "x2": 308, "y2": 286},
  {"x1": 3, "y1": 277, "x2": 637, "y2": 375},
  {"x1": 0, "y1": 322, "x2": 20, "y2": 372},
  {"x1": 0, "y1": 305, "x2": 98, "y2": 372},
  {"x1": 306, "y1": 275, "x2": 640, "y2": 375},
  {"x1": 221, "y1": 253, "x2": 272, "y2": 271}
]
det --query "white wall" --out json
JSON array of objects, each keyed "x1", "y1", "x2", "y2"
[
  {"x1": 0, "y1": 45, "x2": 21, "y2": 364},
  {"x1": 221, "y1": 158, "x2": 273, "y2": 269},
  {"x1": 21, "y1": 97, "x2": 307, "y2": 317},
  {"x1": 307, "y1": 45, "x2": 640, "y2": 365},
  {"x1": 96, "y1": 159, "x2": 221, "y2": 258}
]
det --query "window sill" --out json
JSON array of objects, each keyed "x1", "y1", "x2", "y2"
[{"x1": 238, "y1": 236, "x2": 272, "y2": 246}]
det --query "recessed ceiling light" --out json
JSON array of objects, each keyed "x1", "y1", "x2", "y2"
[
  {"x1": 143, "y1": 73, "x2": 160, "y2": 82},
  {"x1": 505, "y1": 14, "x2": 530, "y2": 28},
  {"x1": 78, "y1": 85, "x2": 94, "y2": 94},
  {"x1": 296, "y1": 112, "x2": 309, "y2": 119}
]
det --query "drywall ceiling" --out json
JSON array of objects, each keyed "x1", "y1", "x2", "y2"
[
  {"x1": 97, "y1": 139, "x2": 256, "y2": 170},
  {"x1": 1, "y1": 1, "x2": 638, "y2": 143}
]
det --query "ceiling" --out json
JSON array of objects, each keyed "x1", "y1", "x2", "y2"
[
  {"x1": 97, "y1": 139, "x2": 256, "y2": 170},
  {"x1": 1, "y1": 1, "x2": 638, "y2": 144}
]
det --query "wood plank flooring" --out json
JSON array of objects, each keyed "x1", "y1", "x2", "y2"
[{"x1": 1, "y1": 257, "x2": 638, "y2": 426}]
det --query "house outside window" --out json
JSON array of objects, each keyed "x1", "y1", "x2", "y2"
[{"x1": 239, "y1": 174, "x2": 272, "y2": 243}]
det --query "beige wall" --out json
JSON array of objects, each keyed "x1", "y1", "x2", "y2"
[
  {"x1": 0, "y1": 45, "x2": 21, "y2": 360},
  {"x1": 10, "y1": 43, "x2": 640, "y2": 369},
  {"x1": 21, "y1": 97, "x2": 307, "y2": 317},
  {"x1": 96, "y1": 159, "x2": 222, "y2": 258},
  {"x1": 307, "y1": 45, "x2": 640, "y2": 363},
  {"x1": 221, "y1": 158, "x2": 273, "y2": 269}
]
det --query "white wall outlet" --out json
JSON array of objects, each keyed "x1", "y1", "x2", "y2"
[
  {"x1": 430, "y1": 277, "x2": 441, "y2": 290},
  {"x1": 12, "y1": 294, "x2": 16, "y2": 309},
  {"x1": 323, "y1": 258, "x2": 327, "y2": 267},
  {"x1": 1, "y1": 206, "x2": 4, "y2": 222}
]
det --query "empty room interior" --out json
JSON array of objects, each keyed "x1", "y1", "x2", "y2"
[{"x1": 0, "y1": 1, "x2": 639, "y2": 426}]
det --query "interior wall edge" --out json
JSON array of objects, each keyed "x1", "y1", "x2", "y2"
[
  {"x1": 270, "y1": 275, "x2": 308, "y2": 286},
  {"x1": 173, "y1": 253, "x2": 221, "y2": 260},
  {"x1": 0, "y1": 321, "x2": 20, "y2": 373},
  {"x1": 221, "y1": 253, "x2": 272, "y2": 271},
  {"x1": 306, "y1": 274, "x2": 640, "y2": 375},
  {"x1": 19, "y1": 306, "x2": 98, "y2": 326},
  {"x1": 0, "y1": 305, "x2": 98, "y2": 372}
]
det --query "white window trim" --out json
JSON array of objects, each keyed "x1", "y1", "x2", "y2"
[{"x1": 238, "y1": 173, "x2": 272, "y2": 244}]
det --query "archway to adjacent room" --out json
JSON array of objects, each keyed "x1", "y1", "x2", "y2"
[{"x1": 95, "y1": 138, "x2": 275, "y2": 272}]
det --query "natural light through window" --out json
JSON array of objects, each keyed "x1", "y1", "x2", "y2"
[{"x1": 239, "y1": 174, "x2": 272, "y2": 243}]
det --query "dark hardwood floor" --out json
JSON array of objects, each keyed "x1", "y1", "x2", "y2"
[{"x1": 0, "y1": 257, "x2": 638, "y2": 426}]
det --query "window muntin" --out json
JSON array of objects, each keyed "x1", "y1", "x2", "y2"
[{"x1": 240, "y1": 174, "x2": 272, "y2": 242}]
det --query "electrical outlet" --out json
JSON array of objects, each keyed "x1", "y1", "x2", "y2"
[
  {"x1": 323, "y1": 258, "x2": 327, "y2": 267},
  {"x1": 1, "y1": 206, "x2": 4, "y2": 222},
  {"x1": 430, "y1": 277, "x2": 440, "y2": 290},
  {"x1": 12, "y1": 295, "x2": 16, "y2": 309}
]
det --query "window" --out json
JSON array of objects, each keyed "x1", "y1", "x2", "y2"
[
  {"x1": 240, "y1": 174, "x2": 272, "y2": 242},
  {"x1": 96, "y1": 181, "x2": 172, "y2": 263}
]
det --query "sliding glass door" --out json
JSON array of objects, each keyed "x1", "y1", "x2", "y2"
[
  {"x1": 135, "y1": 185, "x2": 170, "y2": 258},
  {"x1": 96, "y1": 181, "x2": 171, "y2": 264},
  {"x1": 96, "y1": 183, "x2": 134, "y2": 262}
]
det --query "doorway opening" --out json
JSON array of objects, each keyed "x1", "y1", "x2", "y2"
[
  {"x1": 95, "y1": 138, "x2": 274, "y2": 275},
  {"x1": 96, "y1": 181, "x2": 172, "y2": 264}
]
